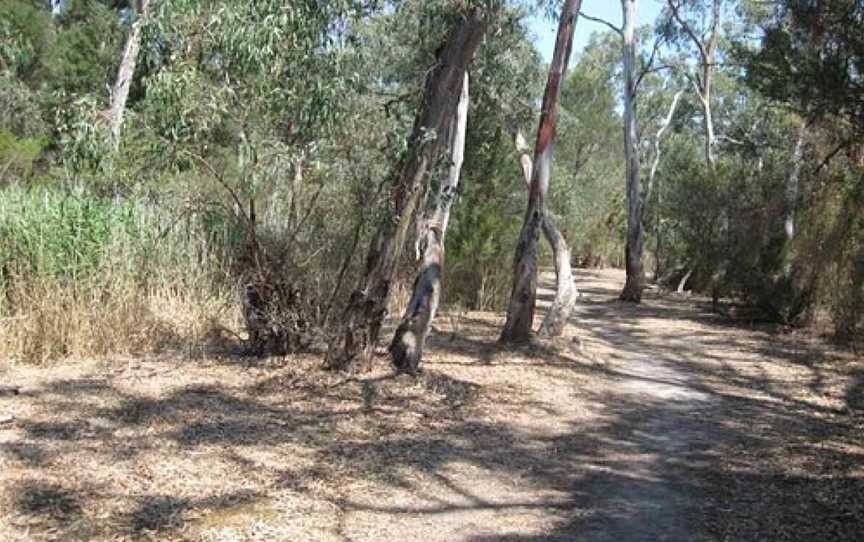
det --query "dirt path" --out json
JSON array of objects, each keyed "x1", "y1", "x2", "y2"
[{"x1": 1, "y1": 269, "x2": 862, "y2": 541}]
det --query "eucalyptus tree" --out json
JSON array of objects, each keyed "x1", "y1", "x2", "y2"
[
  {"x1": 580, "y1": 0, "x2": 663, "y2": 302},
  {"x1": 509, "y1": 126, "x2": 579, "y2": 336},
  {"x1": 109, "y1": 0, "x2": 150, "y2": 148},
  {"x1": 618, "y1": 0, "x2": 645, "y2": 301},
  {"x1": 326, "y1": 1, "x2": 503, "y2": 369},
  {"x1": 662, "y1": 0, "x2": 725, "y2": 169},
  {"x1": 390, "y1": 73, "x2": 469, "y2": 373},
  {"x1": 500, "y1": 0, "x2": 582, "y2": 343}
]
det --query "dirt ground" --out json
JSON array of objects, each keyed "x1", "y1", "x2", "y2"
[{"x1": 1, "y1": 269, "x2": 862, "y2": 541}]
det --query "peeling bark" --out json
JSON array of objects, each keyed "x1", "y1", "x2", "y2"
[
  {"x1": 390, "y1": 74, "x2": 469, "y2": 374},
  {"x1": 326, "y1": 12, "x2": 487, "y2": 370},
  {"x1": 500, "y1": 0, "x2": 582, "y2": 343},
  {"x1": 511, "y1": 131, "x2": 578, "y2": 337},
  {"x1": 109, "y1": 0, "x2": 151, "y2": 149}
]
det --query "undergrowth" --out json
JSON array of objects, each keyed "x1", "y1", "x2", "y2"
[{"x1": 0, "y1": 185, "x2": 241, "y2": 363}]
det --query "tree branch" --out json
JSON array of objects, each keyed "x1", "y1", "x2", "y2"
[
  {"x1": 578, "y1": 10, "x2": 624, "y2": 38},
  {"x1": 666, "y1": 0, "x2": 708, "y2": 63},
  {"x1": 634, "y1": 33, "x2": 666, "y2": 91},
  {"x1": 644, "y1": 89, "x2": 684, "y2": 204}
]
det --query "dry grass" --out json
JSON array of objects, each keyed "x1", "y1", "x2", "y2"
[
  {"x1": 0, "y1": 269, "x2": 861, "y2": 541},
  {"x1": 0, "y1": 273, "x2": 240, "y2": 364}
]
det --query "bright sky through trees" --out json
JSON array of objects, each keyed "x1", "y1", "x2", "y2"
[{"x1": 527, "y1": 0, "x2": 665, "y2": 60}]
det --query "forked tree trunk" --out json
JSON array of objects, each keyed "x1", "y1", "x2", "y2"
[
  {"x1": 511, "y1": 130, "x2": 578, "y2": 337},
  {"x1": 667, "y1": 0, "x2": 721, "y2": 170},
  {"x1": 500, "y1": 0, "x2": 582, "y2": 343},
  {"x1": 390, "y1": 74, "x2": 469, "y2": 373},
  {"x1": 326, "y1": 12, "x2": 487, "y2": 370},
  {"x1": 109, "y1": 0, "x2": 151, "y2": 149},
  {"x1": 619, "y1": 0, "x2": 644, "y2": 303}
]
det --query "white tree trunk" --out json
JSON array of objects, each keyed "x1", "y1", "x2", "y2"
[
  {"x1": 109, "y1": 0, "x2": 151, "y2": 149},
  {"x1": 620, "y1": 0, "x2": 644, "y2": 303},
  {"x1": 390, "y1": 74, "x2": 469, "y2": 373},
  {"x1": 785, "y1": 122, "x2": 806, "y2": 243},
  {"x1": 646, "y1": 90, "x2": 683, "y2": 202},
  {"x1": 512, "y1": 130, "x2": 578, "y2": 337},
  {"x1": 647, "y1": 90, "x2": 683, "y2": 281},
  {"x1": 51, "y1": 0, "x2": 65, "y2": 17}
]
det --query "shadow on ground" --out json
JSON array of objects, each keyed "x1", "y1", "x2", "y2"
[{"x1": 0, "y1": 270, "x2": 861, "y2": 541}]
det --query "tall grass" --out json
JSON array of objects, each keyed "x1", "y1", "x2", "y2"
[{"x1": 0, "y1": 186, "x2": 242, "y2": 363}]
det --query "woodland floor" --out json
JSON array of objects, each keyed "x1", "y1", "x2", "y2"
[{"x1": 1, "y1": 268, "x2": 863, "y2": 541}]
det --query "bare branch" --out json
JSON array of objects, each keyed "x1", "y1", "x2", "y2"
[
  {"x1": 715, "y1": 134, "x2": 748, "y2": 146},
  {"x1": 666, "y1": 0, "x2": 708, "y2": 63},
  {"x1": 634, "y1": 33, "x2": 665, "y2": 91},
  {"x1": 578, "y1": 10, "x2": 624, "y2": 38},
  {"x1": 645, "y1": 89, "x2": 684, "y2": 204}
]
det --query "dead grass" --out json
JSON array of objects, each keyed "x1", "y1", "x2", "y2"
[
  {"x1": 0, "y1": 269, "x2": 861, "y2": 541},
  {"x1": 0, "y1": 274, "x2": 240, "y2": 364}
]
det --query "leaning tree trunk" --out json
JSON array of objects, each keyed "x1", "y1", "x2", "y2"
[
  {"x1": 619, "y1": 0, "x2": 644, "y2": 303},
  {"x1": 511, "y1": 130, "x2": 578, "y2": 337},
  {"x1": 325, "y1": 12, "x2": 487, "y2": 370},
  {"x1": 500, "y1": 0, "x2": 582, "y2": 343},
  {"x1": 109, "y1": 0, "x2": 151, "y2": 149},
  {"x1": 647, "y1": 89, "x2": 684, "y2": 281},
  {"x1": 390, "y1": 74, "x2": 469, "y2": 374}
]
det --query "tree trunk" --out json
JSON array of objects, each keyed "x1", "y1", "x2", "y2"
[
  {"x1": 390, "y1": 74, "x2": 469, "y2": 374},
  {"x1": 701, "y1": 78, "x2": 715, "y2": 168},
  {"x1": 500, "y1": 0, "x2": 582, "y2": 343},
  {"x1": 784, "y1": 122, "x2": 806, "y2": 243},
  {"x1": 783, "y1": 122, "x2": 806, "y2": 277},
  {"x1": 677, "y1": 268, "x2": 692, "y2": 293},
  {"x1": 619, "y1": 0, "x2": 644, "y2": 303},
  {"x1": 51, "y1": 0, "x2": 65, "y2": 17},
  {"x1": 326, "y1": 12, "x2": 487, "y2": 370},
  {"x1": 511, "y1": 130, "x2": 578, "y2": 337},
  {"x1": 109, "y1": 0, "x2": 150, "y2": 149},
  {"x1": 648, "y1": 90, "x2": 683, "y2": 281}
]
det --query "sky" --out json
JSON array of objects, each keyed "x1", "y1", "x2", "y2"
[{"x1": 527, "y1": 0, "x2": 666, "y2": 61}]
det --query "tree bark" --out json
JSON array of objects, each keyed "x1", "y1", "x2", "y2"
[
  {"x1": 390, "y1": 74, "x2": 469, "y2": 374},
  {"x1": 326, "y1": 11, "x2": 487, "y2": 370},
  {"x1": 500, "y1": 0, "x2": 582, "y2": 343},
  {"x1": 511, "y1": 130, "x2": 578, "y2": 337},
  {"x1": 619, "y1": 0, "x2": 644, "y2": 303},
  {"x1": 109, "y1": 0, "x2": 150, "y2": 149}
]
